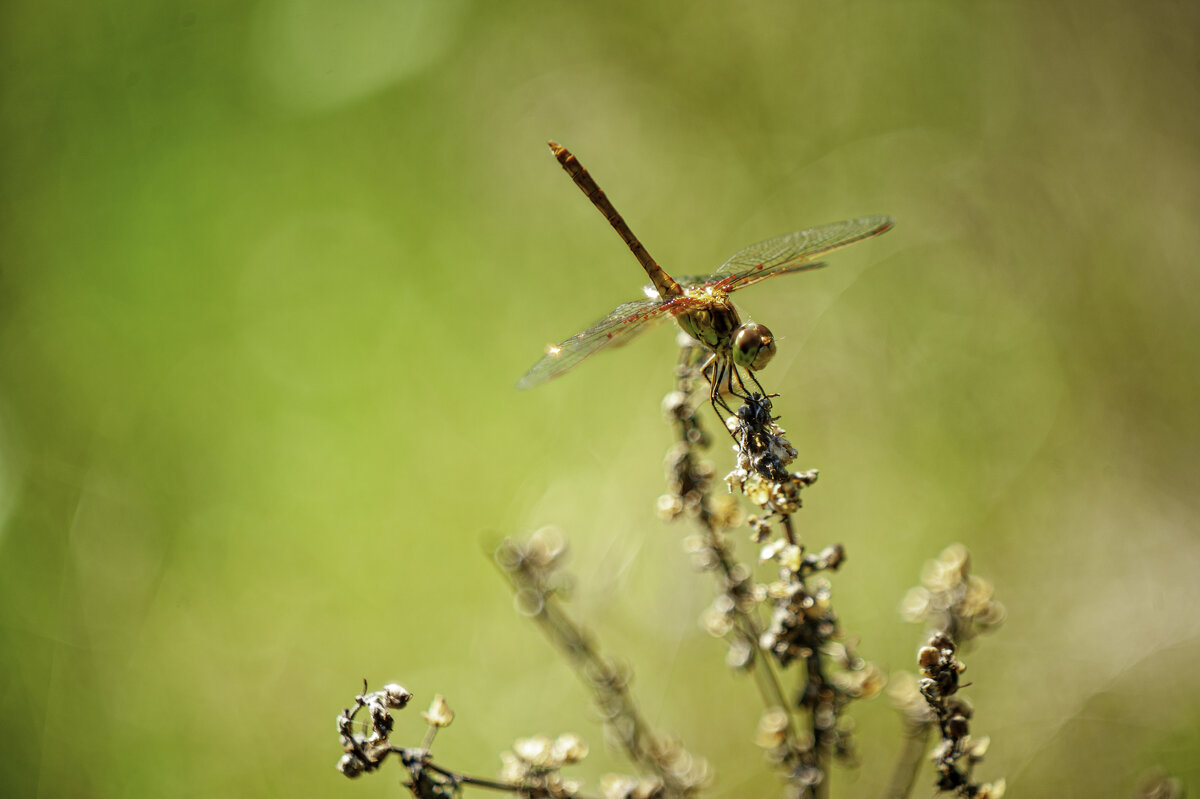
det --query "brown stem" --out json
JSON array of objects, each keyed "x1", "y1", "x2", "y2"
[
  {"x1": 880, "y1": 722, "x2": 932, "y2": 799},
  {"x1": 496, "y1": 560, "x2": 691, "y2": 798}
]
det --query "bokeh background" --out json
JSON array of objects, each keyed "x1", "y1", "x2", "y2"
[{"x1": 2, "y1": 2, "x2": 1198, "y2": 797}]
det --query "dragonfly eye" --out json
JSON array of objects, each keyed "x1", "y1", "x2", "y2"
[{"x1": 732, "y1": 323, "x2": 776, "y2": 371}]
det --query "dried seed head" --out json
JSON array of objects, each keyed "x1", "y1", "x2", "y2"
[
  {"x1": 700, "y1": 598, "x2": 735, "y2": 637},
  {"x1": 900, "y1": 586, "x2": 933, "y2": 622},
  {"x1": 967, "y1": 735, "x2": 991, "y2": 760},
  {"x1": 754, "y1": 707, "x2": 791, "y2": 749},
  {"x1": 918, "y1": 645, "x2": 941, "y2": 670},
  {"x1": 336, "y1": 748, "x2": 367, "y2": 772},
  {"x1": 946, "y1": 713, "x2": 970, "y2": 739},
  {"x1": 422, "y1": 694, "x2": 454, "y2": 728},
  {"x1": 368, "y1": 697, "x2": 394, "y2": 736},
  {"x1": 977, "y1": 778, "x2": 1007, "y2": 798},
  {"x1": 337, "y1": 752, "x2": 366, "y2": 778},
  {"x1": 380, "y1": 683, "x2": 413, "y2": 709},
  {"x1": 600, "y1": 774, "x2": 640, "y2": 799},
  {"x1": 552, "y1": 732, "x2": 589, "y2": 764},
  {"x1": 725, "y1": 636, "x2": 754, "y2": 669},
  {"x1": 928, "y1": 632, "x2": 954, "y2": 653},
  {"x1": 661, "y1": 390, "x2": 689, "y2": 418},
  {"x1": 525, "y1": 526, "x2": 568, "y2": 569},
  {"x1": 499, "y1": 750, "x2": 528, "y2": 782},
  {"x1": 513, "y1": 734, "x2": 554, "y2": 766}
]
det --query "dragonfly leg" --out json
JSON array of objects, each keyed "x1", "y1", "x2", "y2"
[
  {"x1": 746, "y1": 368, "x2": 772, "y2": 401},
  {"x1": 730, "y1": 365, "x2": 755, "y2": 400},
  {"x1": 706, "y1": 359, "x2": 742, "y2": 440}
]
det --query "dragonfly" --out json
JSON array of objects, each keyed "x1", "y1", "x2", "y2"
[{"x1": 519, "y1": 141, "x2": 893, "y2": 420}]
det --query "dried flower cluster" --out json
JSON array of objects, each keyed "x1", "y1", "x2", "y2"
[
  {"x1": 336, "y1": 682, "x2": 486, "y2": 799},
  {"x1": 338, "y1": 681, "x2": 626, "y2": 799},
  {"x1": 498, "y1": 733, "x2": 590, "y2": 798},
  {"x1": 888, "y1": 545, "x2": 1006, "y2": 798},
  {"x1": 916, "y1": 634, "x2": 1004, "y2": 798},
  {"x1": 899, "y1": 544, "x2": 1006, "y2": 646},
  {"x1": 660, "y1": 349, "x2": 882, "y2": 798},
  {"x1": 336, "y1": 682, "x2": 414, "y2": 779},
  {"x1": 334, "y1": 348, "x2": 1040, "y2": 799}
]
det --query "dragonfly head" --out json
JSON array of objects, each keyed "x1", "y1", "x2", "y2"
[{"x1": 731, "y1": 322, "x2": 776, "y2": 371}]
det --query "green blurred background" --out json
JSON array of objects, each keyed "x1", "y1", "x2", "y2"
[{"x1": 2, "y1": 1, "x2": 1198, "y2": 797}]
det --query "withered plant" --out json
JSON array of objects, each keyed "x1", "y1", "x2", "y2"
[{"x1": 335, "y1": 345, "x2": 1008, "y2": 799}]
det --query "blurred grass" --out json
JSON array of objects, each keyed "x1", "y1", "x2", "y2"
[{"x1": 1, "y1": 1, "x2": 1198, "y2": 797}]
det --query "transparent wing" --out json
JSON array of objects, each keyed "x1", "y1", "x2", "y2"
[
  {"x1": 517, "y1": 296, "x2": 674, "y2": 389},
  {"x1": 710, "y1": 215, "x2": 893, "y2": 291},
  {"x1": 675, "y1": 260, "x2": 827, "y2": 293}
]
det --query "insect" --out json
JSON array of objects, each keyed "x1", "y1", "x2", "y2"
[{"x1": 519, "y1": 141, "x2": 892, "y2": 419}]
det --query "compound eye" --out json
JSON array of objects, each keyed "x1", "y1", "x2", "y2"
[{"x1": 732, "y1": 322, "x2": 776, "y2": 370}]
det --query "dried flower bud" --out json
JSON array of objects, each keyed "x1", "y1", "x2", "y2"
[
  {"x1": 656, "y1": 493, "x2": 684, "y2": 520},
  {"x1": 600, "y1": 774, "x2": 639, "y2": 799},
  {"x1": 633, "y1": 777, "x2": 665, "y2": 799},
  {"x1": 494, "y1": 540, "x2": 523, "y2": 572},
  {"x1": 917, "y1": 645, "x2": 940, "y2": 670},
  {"x1": 743, "y1": 473, "x2": 772, "y2": 505},
  {"x1": 967, "y1": 735, "x2": 991, "y2": 760},
  {"x1": 710, "y1": 492, "x2": 744, "y2": 529},
  {"x1": 747, "y1": 515, "x2": 773, "y2": 542},
  {"x1": 759, "y1": 538, "x2": 787, "y2": 562},
  {"x1": 754, "y1": 707, "x2": 791, "y2": 749},
  {"x1": 661, "y1": 390, "x2": 689, "y2": 417},
  {"x1": 337, "y1": 752, "x2": 366, "y2": 778},
  {"x1": 499, "y1": 750, "x2": 528, "y2": 782},
  {"x1": 514, "y1": 735, "x2": 554, "y2": 766},
  {"x1": 899, "y1": 586, "x2": 932, "y2": 622},
  {"x1": 768, "y1": 480, "x2": 802, "y2": 514},
  {"x1": 928, "y1": 632, "x2": 954, "y2": 652},
  {"x1": 818, "y1": 544, "x2": 844, "y2": 570},
  {"x1": 701, "y1": 596, "x2": 735, "y2": 637},
  {"x1": 368, "y1": 697, "x2": 394, "y2": 736},
  {"x1": 977, "y1": 778, "x2": 1006, "y2": 798},
  {"x1": 946, "y1": 714, "x2": 970, "y2": 739},
  {"x1": 513, "y1": 587, "x2": 545, "y2": 617},
  {"x1": 977, "y1": 600, "x2": 1008, "y2": 628},
  {"x1": 554, "y1": 772, "x2": 583, "y2": 791},
  {"x1": 552, "y1": 732, "x2": 589, "y2": 764},
  {"x1": 853, "y1": 662, "x2": 886, "y2": 699},
  {"x1": 380, "y1": 683, "x2": 413, "y2": 709},
  {"x1": 526, "y1": 526, "x2": 567, "y2": 569},
  {"x1": 422, "y1": 694, "x2": 454, "y2": 728},
  {"x1": 725, "y1": 636, "x2": 754, "y2": 669}
]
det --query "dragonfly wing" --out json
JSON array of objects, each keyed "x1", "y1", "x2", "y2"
[
  {"x1": 676, "y1": 260, "x2": 828, "y2": 293},
  {"x1": 712, "y1": 215, "x2": 893, "y2": 286},
  {"x1": 517, "y1": 296, "x2": 672, "y2": 389}
]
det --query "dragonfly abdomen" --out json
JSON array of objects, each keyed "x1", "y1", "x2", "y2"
[{"x1": 548, "y1": 141, "x2": 683, "y2": 300}]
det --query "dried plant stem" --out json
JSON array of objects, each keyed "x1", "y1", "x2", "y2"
[
  {"x1": 406, "y1": 746, "x2": 604, "y2": 799},
  {"x1": 664, "y1": 347, "x2": 882, "y2": 799},
  {"x1": 495, "y1": 559, "x2": 692, "y2": 797},
  {"x1": 880, "y1": 722, "x2": 931, "y2": 799},
  {"x1": 667, "y1": 364, "x2": 827, "y2": 796},
  {"x1": 805, "y1": 645, "x2": 835, "y2": 799},
  {"x1": 419, "y1": 760, "x2": 537, "y2": 794},
  {"x1": 697, "y1": 508, "x2": 804, "y2": 746}
]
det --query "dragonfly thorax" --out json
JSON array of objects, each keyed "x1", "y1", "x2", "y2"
[
  {"x1": 672, "y1": 290, "x2": 777, "y2": 372},
  {"x1": 674, "y1": 289, "x2": 742, "y2": 353}
]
